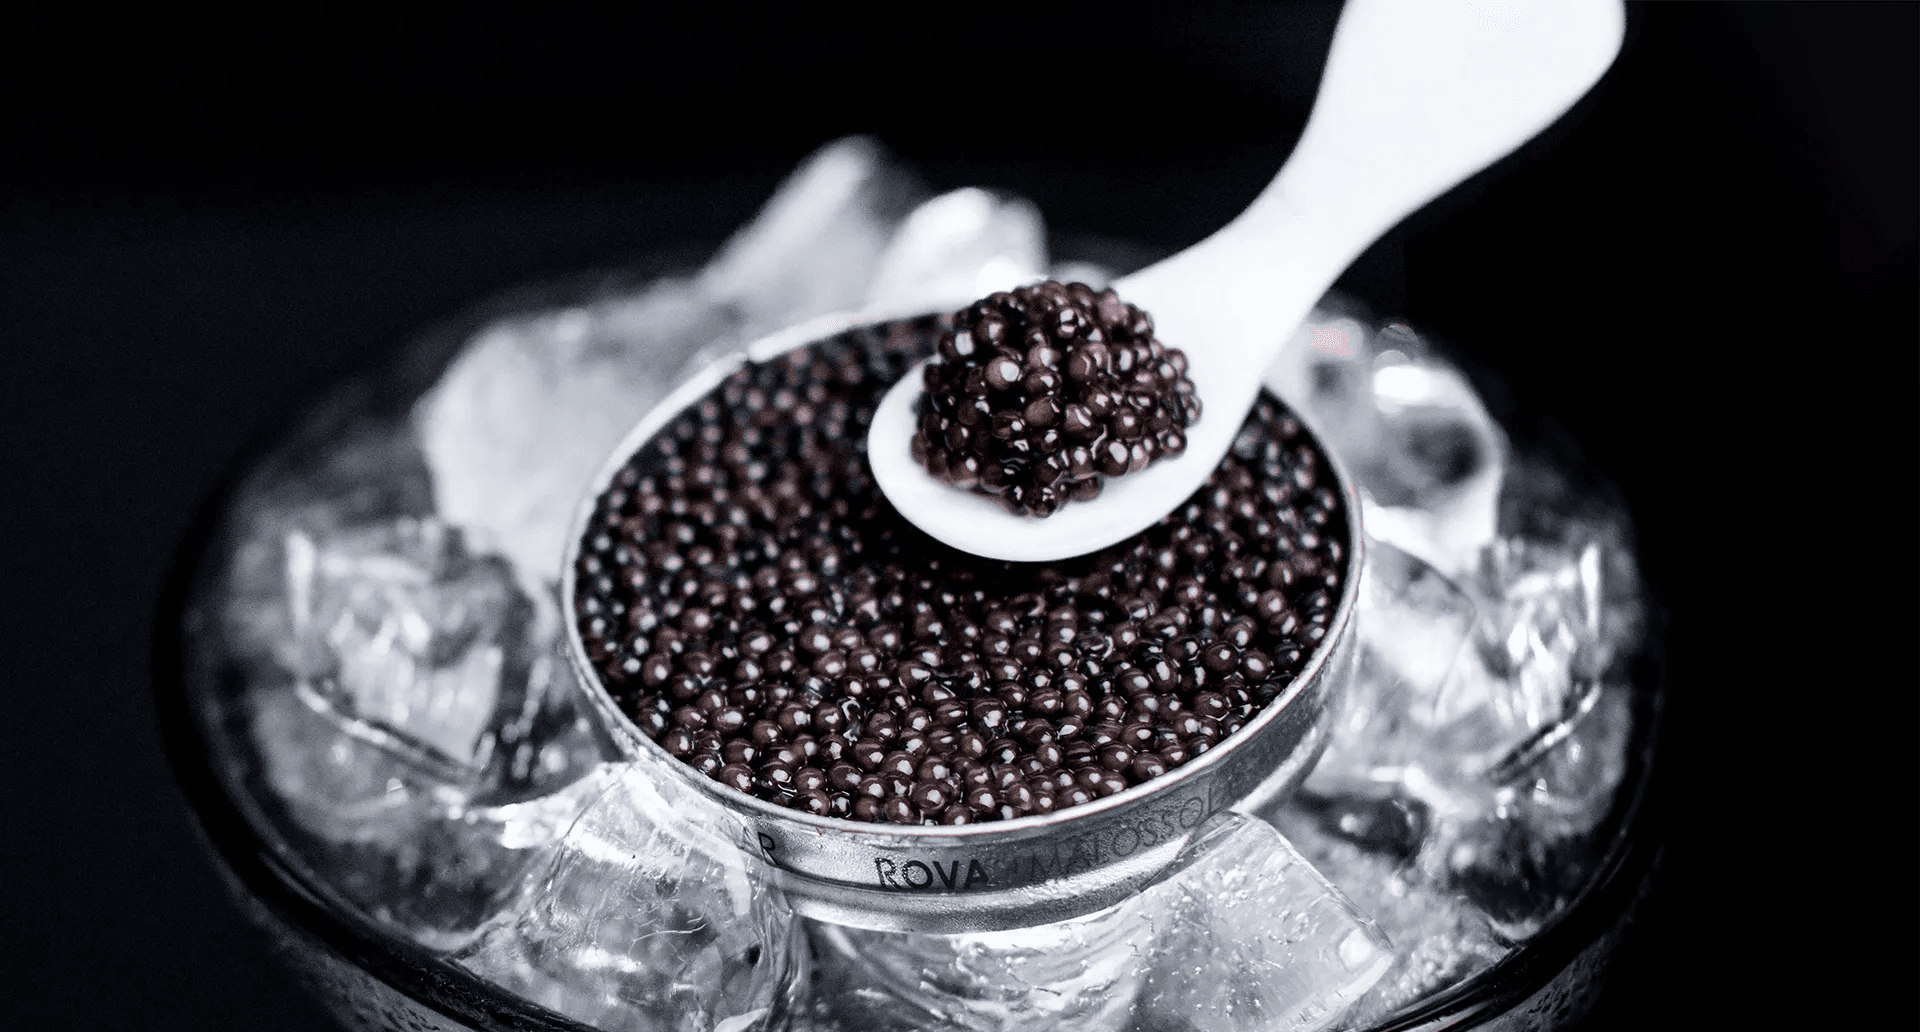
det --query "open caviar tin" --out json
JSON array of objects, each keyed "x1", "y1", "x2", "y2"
[{"x1": 558, "y1": 308, "x2": 1367, "y2": 933}]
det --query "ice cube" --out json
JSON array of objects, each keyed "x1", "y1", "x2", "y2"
[
  {"x1": 1474, "y1": 525, "x2": 1636, "y2": 692},
  {"x1": 1302, "y1": 540, "x2": 1481, "y2": 807},
  {"x1": 1411, "y1": 521, "x2": 1639, "y2": 787},
  {"x1": 248, "y1": 668, "x2": 457, "y2": 844},
  {"x1": 225, "y1": 506, "x2": 628, "y2": 948},
  {"x1": 1456, "y1": 449, "x2": 1646, "y2": 775},
  {"x1": 455, "y1": 760, "x2": 808, "y2": 1032},
  {"x1": 1474, "y1": 538, "x2": 1598, "y2": 723},
  {"x1": 224, "y1": 496, "x2": 616, "y2": 801},
  {"x1": 1267, "y1": 798, "x2": 1507, "y2": 1030},
  {"x1": 702, "y1": 135, "x2": 928, "y2": 341},
  {"x1": 803, "y1": 814, "x2": 1386, "y2": 1032},
  {"x1": 1357, "y1": 353, "x2": 1505, "y2": 579},
  {"x1": 246, "y1": 682, "x2": 609, "y2": 949},
  {"x1": 1259, "y1": 483, "x2": 1642, "y2": 1007},
  {"x1": 1434, "y1": 681, "x2": 1634, "y2": 940},
  {"x1": 1278, "y1": 682, "x2": 1634, "y2": 956},
  {"x1": 413, "y1": 279, "x2": 734, "y2": 608},
  {"x1": 312, "y1": 521, "x2": 521, "y2": 761},
  {"x1": 1130, "y1": 813, "x2": 1394, "y2": 1032},
  {"x1": 418, "y1": 136, "x2": 928, "y2": 600},
  {"x1": 1357, "y1": 538, "x2": 1478, "y2": 724},
  {"x1": 809, "y1": 900, "x2": 1145, "y2": 1032},
  {"x1": 1300, "y1": 646, "x2": 1421, "y2": 802},
  {"x1": 246, "y1": 516, "x2": 531, "y2": 772},
  {"x1": 218, "y1": 424, "x2": 436, "y2": 689},
  {"x1": 1266, "y1": 317, "x2": 1506, "y2": 579},
  {"x1": 1309, "y1": 526, "x2": 1635, "y2": 813},
  {"x1": 1269, "y1": 694, "x2": 1634, "y2": 1021},
  {"x1": 864, "y1": 187, "x2": 1049, "y2": 316},
  {"x1": 1504, "y1": 678, "x2": 1632, "y2": 842}
]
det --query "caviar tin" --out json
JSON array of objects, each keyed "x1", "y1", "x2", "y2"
[{"x1": 560, "y1": 310, "x2": 1365, "y2": 934}]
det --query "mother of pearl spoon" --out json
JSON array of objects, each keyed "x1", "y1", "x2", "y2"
[{"x1": 869, "y1": 0, "x2": 1623, "y2": 562}]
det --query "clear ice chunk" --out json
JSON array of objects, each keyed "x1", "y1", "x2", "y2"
[
  {"x1": 1267, "y1": 690, "x2": 1634, "y2": 1022},
  {"x1": 1304, "y1": 538, "x2": 1481, "y2": 806},
  {"x1": 1431, "y1": 681, "x2": 1634, "y2": 940},
  {"x1": 246, "y1": 681, "x2": 609, "y2": 949},
  {"x1": 865, "y1": 187, "x2": 1049, "y2": 315},
  {"x1": 416, "y1": 136, "x2": 928, "y2": 600},
  {"x1": 454, "y1": 760, "x2": 808, "y2": 1032},
  {"x1": 1264, "y1": 459, "x2": 1644, "y2": 1012},
  {"x1": 1267, "y1": 799, "x2": 1507, "y2": 1030},
  {"x1": 221, "y1": 504, "x2": 612, "y2": 946},
  {"x1": 1287, "y1": 687, "x2": 1634, "y2": 964},
  {"x1": 807, "y1": 900, "x2": 1144, "y2": 1032},
  {"x1": 277, "y1": 517, "x2": 529, "y2": 769},
  {"x1": 1434, "y1": 518, "x2": 1638, "y2": 788},
  {"x1": 1266, "y1": 316, "x2": 1507, "y2": 579},
  {"x1": 226, "y1": 510, "x2": 607, "y2": 798},
  {"x1": 1270, "y1": 541, "x2": 1636, "y2": 996},
  {"x1": 1504, "y1": 678, "x2": 1632, "y2": 844},
  {"x1": 413, "y1": 279, "x2": 734, "y2": 609},
  {"x1": 804, "y1": 814, "x2": 1388, "y2": 1032},
  {"x1": 700, "y1": 135, "x2": 928, "y2": 342},
  {"x1": 1130, "y1": 813, "x2": 1393, "y2": 1032},
  {"x1": 1474, "y1": 536, "x2": 1604, "y2": 741},
  {"x1": 1356, "y1": 538, "x2": 1478, "y2": 726},
  {"x1": 1310, "y1": 526, "x2": 1637, "y2": 809},
  {"x1": 1357, "y1": 354, "x2": 1505, "y2": 580}
]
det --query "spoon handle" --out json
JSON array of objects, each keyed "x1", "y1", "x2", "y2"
[
  {"x1": 1243, "y1": 0, "x2": 1622, "y2": 258},
  {"x1": 1120, "y1": 0, "x2": 1623, "y2": 385}
]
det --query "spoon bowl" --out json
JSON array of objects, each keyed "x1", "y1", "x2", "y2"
[{"x1": 870, "y1": 0, "x2": 1623, "y2": 562}]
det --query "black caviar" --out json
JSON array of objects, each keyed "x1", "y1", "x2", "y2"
[
  {"x1": 573, "y1": 316, "x2": 1346, "y2": 826},
  {"x1": 911, "y1": 281, "x2": 1199, "y2": 517}
]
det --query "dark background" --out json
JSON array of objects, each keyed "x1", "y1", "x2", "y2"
[{"x1": 2, "y1": 2, "x2": 1912, "y2": 1029}]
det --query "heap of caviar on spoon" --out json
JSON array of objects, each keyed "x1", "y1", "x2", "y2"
[{"x1": 911, "y1": 280, "x2": 1199, "y2": 518}]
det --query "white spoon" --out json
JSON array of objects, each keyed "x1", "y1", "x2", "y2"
[{"x1": 869, "y1": 0, "x2": 1623, "y2": 562}]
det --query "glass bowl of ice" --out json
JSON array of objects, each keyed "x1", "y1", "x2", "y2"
[{"x1": 158, "y1": 138, "x2": 1665, "y2": 1032}]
